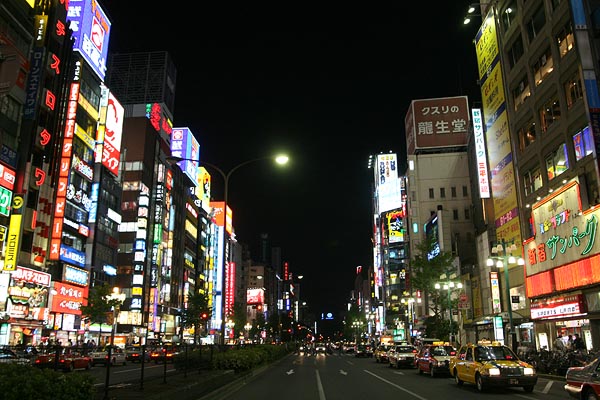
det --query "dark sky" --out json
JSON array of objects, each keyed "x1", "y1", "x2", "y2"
[{"x1": 101, "y1": 2, "x2": 481, "y2": 315}]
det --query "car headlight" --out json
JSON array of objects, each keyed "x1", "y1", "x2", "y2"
[
  {"x1": 488, "y1": 368, "x2": 501, "y2": 376},
  {"x1": 523, "y1": 367, "x2": 534, "y2": 375}
]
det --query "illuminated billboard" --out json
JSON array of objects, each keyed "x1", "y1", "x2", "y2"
[
  {"x1": 171, "y1": 127, "x2": 199, "y2": 186},
  {"x1": 247, "y1": 288, "x2": 265, "y2": 305},
  {"x1": 471, "y1": 108, "x2": 490, "y2": 198},
  {"x1": 96, "y1": 89, "x2": 124, "y2": 176},
  {"x1": 475, "y1": 10, "x2": 521, "y2": 246},
  {"x1": 374, "y1": 153, "x2": 401, "y2": 213},
  {"x1": 197, "y1": 167, "x2": 212, "y2": 213},
  {"x1": 405, "y1": 96, "x2": 469, "y2": 154},
  {"x1": 67, "y1": 0, "x2": 112, "y2": 81}
]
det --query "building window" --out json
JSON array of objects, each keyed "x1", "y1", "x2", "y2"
[
  {"x1": 440, "y1": 187, "x2": 446, "y2": 198},
  {"x1": 546, "y1": 143, "x2": 569, "y2": 180},
  {"x1": 464, "y1": 208, "x2": 470, "y2": 220},
  {"x1": 451, "y1": 186, "x2": 457, "y2": 198},
  {"x1": 512, "y1": 75, "x2": 530, "y2": 111},
  {"x1": 462, "y1": 186, "x2": 468, "y2": 197},
  {"x1": 524, "y1": 167, "x2": 543, "y2": 196},
  {"x1": 411, "y1": 190, "x2": 416, "y2": 201},
  {"x1": 539, "y1": 95, "x2": 561, "y2": 133},
  {"x1": 532, "y1": 46, "x2": 554, "y2": 86},
  {"x1": 518, "y1": 120, "x2": 537, "y2": 151},
  {"x1": 453, "y1": 209, "x2": 459, "y2": 220},
  {"x1": 556, "y1": 22, "x2": 574, "y2": 57},
  {"x1": 573, "y1": 126, "x2": 594, "y2": 161},
  {"x1": 507, "y1": 34, "x2": 524, "y2": 69},
  {"x1": 527, "y1": 5, "x2": 546, "y2": 42},
  {"x1": 564, "y1": 70, "x2": 583, "y2": 109},
  {"x1": 429, "y1": 188, "x2": 434, "y2": 199}
]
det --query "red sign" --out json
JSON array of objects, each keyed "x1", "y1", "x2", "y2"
[
  {"x1": 0, "y1": 164, "x2": 16, "y2": 190},
  {"x1": 51, "y1": 281, "x2": 88, "y2": 315}
]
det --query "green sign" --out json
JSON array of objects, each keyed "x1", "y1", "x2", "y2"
[{"x1": 0, "y1": 187, "x2": 12, "y2": 217}]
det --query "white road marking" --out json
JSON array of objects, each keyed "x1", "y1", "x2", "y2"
[
  {"x1": 363, "y1": 370, "x2": 428, "y2": 400},
  {"x1": 540, "y1": 380, "x2": 553, "y2": 394},
  {"x1": 316, "y1": 370, "x2": 326, "y2": 400}
]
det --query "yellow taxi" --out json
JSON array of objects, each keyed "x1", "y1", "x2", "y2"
[{"x1": 449, "y1": 340, "x2": 537, "y2": 392}]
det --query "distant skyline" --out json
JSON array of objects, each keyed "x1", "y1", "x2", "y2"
[{"x1": 101, "y1": 1, "x2": 482, "y2": 315}]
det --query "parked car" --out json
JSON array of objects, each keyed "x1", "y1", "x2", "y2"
[
  {"x1": 374, "y1": 344, "x2": 392, "y2": 363},
  {"x1": 415, "y1": 343, "x2": 456, "y2": 377},
  {"x1": 449, "y1": 340, "x2": 537, "y2": 392},
  {"x1": 125, "y1": 345, "x2": 151, "y2": 363},
  {"x1": 89, "y1": 345, "x2": 127, "y2": 366},
  {"x1": 0, "y1": 347, "x2": 31, "y2": 365},
  {"x1": 564, "y1": 355, "x2": 600, "y2": 400},
  {"x1": 388, "y1": 344, "x2": 418, "y2": 368},
  {"x1": 34, "y1": 349, "x2": 92, "y2": 372}
]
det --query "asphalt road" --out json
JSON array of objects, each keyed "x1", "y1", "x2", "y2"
[{"x1": 199, "y1": 352, "x2": 571, "y2": 400}]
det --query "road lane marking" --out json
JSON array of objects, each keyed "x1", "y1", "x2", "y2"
[
  {"x1": 364, "y1": 370, "x2": 428, "y2": 400},
  {"x1": 393, "y1": 371, "x2": 405, "y2": 375},
  {"x1": 316, "y1": 370, "x2": 326, "y2": 400},
  {"x1": 540, "y1": 380, "x2": 553, "y2": 394}
]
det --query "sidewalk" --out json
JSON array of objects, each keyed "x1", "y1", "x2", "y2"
[{"x1": 94, "y1": 369, "x2": 238, "y2": 400}]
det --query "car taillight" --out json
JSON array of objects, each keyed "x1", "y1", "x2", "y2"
[{"x1": 450, "y1": 351, "x2": 456, "y2": 355}]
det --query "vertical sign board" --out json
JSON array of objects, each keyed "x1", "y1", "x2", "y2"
[
  {"x1": 493, "y1": 315, "x2": 505, "y2": 344},
  {"x1": 49, "y1": 62, "x2": 82, "y2": 260},
  {"x1": 3, "y1": 195, "x2": 24, "y2": 271},
  {"x1": 475, "y1": 9, "x2": 522, "y2": 249},
  {"x1": 490, "y1": 271, "x2": 501, "y2": 314},
  {"x1": 472, "y1": 108, "x2": 490, "y2": 198}
]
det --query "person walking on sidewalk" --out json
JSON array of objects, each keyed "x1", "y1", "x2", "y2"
[
  {"x1": 554, "y1": 334, "x2": 566, "y2": 352},
  {"x1": 573, "y1": 334, "x2": 586, "y2": 351}
]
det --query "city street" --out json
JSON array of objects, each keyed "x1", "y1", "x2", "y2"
[{"x1": 200, "y1": 353, "x2": 570, "y2": 400}]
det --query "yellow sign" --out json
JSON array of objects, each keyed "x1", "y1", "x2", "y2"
[
  {"x1": 4, "y1": 214, "x2": 22, "y2": 271},
  {"x1": 12, "y1": 195, "x2": 23, "y2": 210}
]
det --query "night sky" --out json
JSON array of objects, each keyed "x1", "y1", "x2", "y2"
[{"x1": 100, "y1": 2, "x2": 482, "y2": 316}]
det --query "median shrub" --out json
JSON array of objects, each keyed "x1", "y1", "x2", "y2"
[
  {"x1": 211, "y1": 344, "x2": 290, "y2": 372},
  {"x1": 0, "y1": 363, "x2": 96, "y2": 400}
]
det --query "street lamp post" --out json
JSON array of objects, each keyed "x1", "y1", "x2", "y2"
[
  {"x1": 244, "y1": 322, "x2": 252, "y2": 341},
  {"x1": 486, "y1": 239, "x2": 524, "y2": 353},
  {"x1": 401, "y1": 296, "x2": 421, "y2": 343},
  {"x1": 435, "y1": 276, "x2": 463, "y2": 345},
  {"x1": 104, "y1": 287, "x2": 126, "y2": 400},
  {"x1": 352, "y1": 321, "x2": 364, "y2": 343},
  {"x1": 167, "y1": 153, "x2": 289, "y2": 344}
]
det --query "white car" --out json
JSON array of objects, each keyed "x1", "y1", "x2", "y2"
[{"x1": 90, "y1": 345, "x2": 127, "y2": 366}]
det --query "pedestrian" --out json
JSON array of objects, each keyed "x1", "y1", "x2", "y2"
[
  {"x1": 566, "y1": 335, "x2": 574, "y2": 350},
  {"x1": 573, "y1": 334, "x2": 585, "y2": 351},
  {"x1": 553, "y1": 334, "x2": 566, "y2": 352}
]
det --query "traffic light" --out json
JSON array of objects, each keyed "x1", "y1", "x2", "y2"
[{"x1": 201, "y1": 312, "x2": 208, "y2": 321}]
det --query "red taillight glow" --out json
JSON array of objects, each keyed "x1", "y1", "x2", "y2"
[{"x1": 450, "y1": 351, "x2": 456, "y2": 356}]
